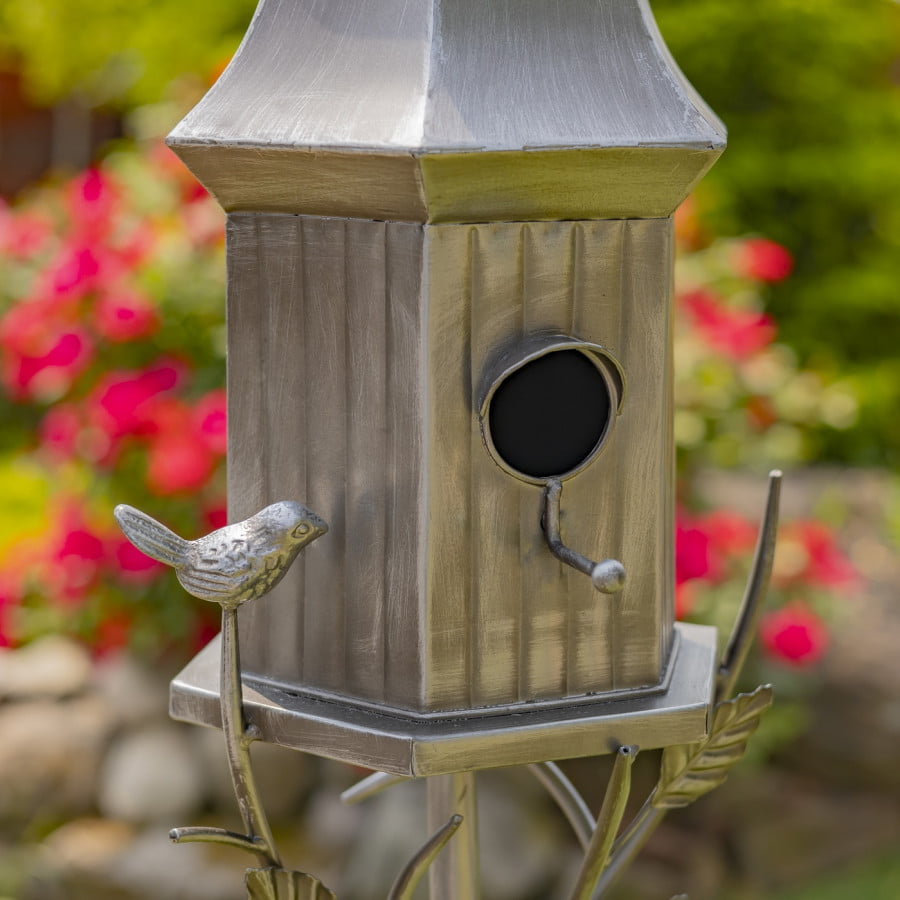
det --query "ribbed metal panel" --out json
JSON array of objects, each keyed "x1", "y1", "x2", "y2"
[
  {"x1": 230, "y1": 214, "x2": 426, "y2": 710},
  {"x1": 229, "y1": 214, "x2": 673, "y2": 715},
  {"x1": 424, "y1": 219, "x2": 673, "y2": 709}
]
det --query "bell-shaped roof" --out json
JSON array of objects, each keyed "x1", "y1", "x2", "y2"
[{"x1": 168, "y1": 0, "x2": 725, "y2": 222}]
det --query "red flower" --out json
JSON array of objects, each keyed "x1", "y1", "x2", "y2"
[
  {"x1": 760, "y1": 604, "x2": 829, "y2": 666},
  {"x1": 5, "y1": 328, "x2": 94, "y2": 400},
  {"x1": 203, "y1": 504, "x2": 228, "y2": 531},
  {"x1": 93, "y1": 614, "x2": 133, "y2": 657},
  {"x1": 39, "y1": 403, "x2": 83, "y2": 460},
  {"x1": 51, "y1": 522, "x2": 106, "y2": 606},
  {"x1": 65, "y1": 168, "x2": 118, "y2": 243},
  {"x1": 145, "y1": 402, "x2": 217, "y2": 496},
  {"x1": 682, "y1": 289, "x2": 776, "y2": 360},
  {"x1": 0, "y1": 203, "x2": 52, "y2": 258},
  {"x1": 675, "y1": 582, "x2": 696, "y2": 620},
  {"x1": 736, "y1": 238, "x2": 793, "y2": 282},
  {"x1": 94, "y1": 289, "x2": 160, "y2": 343},
  {"x1": 91, "y1": 361, "x2": 183, "y2": 439},
  {"x1": 110, "y1": 538, "x2": 165, "y2": 584},
  {"x1": 676, "y1": 516, "x2": 716, "y2": 585},
  {"x1": 194, "y1": 389, "x2": 227, "y2": 455},
  {"x1": 704, "y1": 510, "x2": 757, "y2": 558},
  {"x1": 775, "y1": 521, "x2": 857, "y2": 590}
]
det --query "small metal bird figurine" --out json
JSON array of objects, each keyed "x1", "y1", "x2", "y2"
[{"x1": 114, "y1": 501, "x2": 328, "y2": 608}]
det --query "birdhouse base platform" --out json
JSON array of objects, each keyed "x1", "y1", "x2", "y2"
[{"x1": 170, "y1": 622, "x2": 717, "y2": 777}]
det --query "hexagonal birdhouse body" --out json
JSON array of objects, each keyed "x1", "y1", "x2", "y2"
[{"x1": 169, "y1": 0, "x2": 724, "y2": 774}]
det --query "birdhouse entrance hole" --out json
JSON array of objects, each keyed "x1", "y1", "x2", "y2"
[{"x1": 481, "y1": 342, "x2": 623, "y2": 483}]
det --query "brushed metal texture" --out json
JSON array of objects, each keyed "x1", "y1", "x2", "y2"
[
  {"x1": 169, "y1": 623, "x2": 717, "y2": 777},
  {"x1": 167, "y1": 0, "x2": 724, "y2": 221},
  {"x1": 228, "y1": 213, "x2": 674, "y2": 715}
]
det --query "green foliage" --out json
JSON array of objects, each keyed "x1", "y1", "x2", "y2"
[
  {"x1": 0, "y1": 0, "x2": 256, "y2": 106},
  {"x1": 653, "y1": 0, "x2": 900, "y2": 464}
]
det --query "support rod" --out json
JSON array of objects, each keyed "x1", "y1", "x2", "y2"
[
  {"x1": 427, "y1": 773, "x2": 480, "y2": 900},
  {"x1": 221, "y1": 606, "x2": 280, "y2": 868}
]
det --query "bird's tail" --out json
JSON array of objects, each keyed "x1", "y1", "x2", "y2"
[{"x1": 114, "y1": 504, "x2": 190, "y2": 569}]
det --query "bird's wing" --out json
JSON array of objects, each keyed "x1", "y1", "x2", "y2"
[
  {"x1": 176, "y1": 567, "x2": 240, "y2": 602},
  {"x1": 114, "y1": 505, "x2": 190, "y2": 568}
]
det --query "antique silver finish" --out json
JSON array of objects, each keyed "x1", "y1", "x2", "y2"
[
  {"x1": 114, "y1": 502, "x2": 327, "y2": 608},
  {"x1": 170, "y1": 621, "x2": 716, "y2": 777},
  {"x1": 148, "y1": 1, "x2": 784, "y2": 897},
  {"x1": 569, "y1": 745, "x2": 638, "y2": 900}
]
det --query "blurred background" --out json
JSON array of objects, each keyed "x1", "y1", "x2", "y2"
[{"x1": 0, "y1": 0, "x2": 898, "y2": 897}]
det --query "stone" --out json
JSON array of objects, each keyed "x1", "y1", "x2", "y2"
[
  {"x1": 92, "y1": 653, "x2": 171, "y2": 729},
  {"x1": 193, "y1": 726, "x2": 314, "y2": 821},
  {"x1": 26, "y1": 822, "x2": 245, "y2": 900},
  {"x1": 0, "y1": 696, "x2": 115, "y2": 836},
  {"x1": 98, "y1": 724, "x2": 206, "y2": 825},
  {"x1": 0, "y1": 635, "x2": 92, "y2": 699}
]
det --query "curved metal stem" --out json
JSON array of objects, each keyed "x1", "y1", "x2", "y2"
[
  {"x1": 221, "y1": 606, "x2": 280, "y2": 868},
  {"x1": 341, "y1": 771, "x2": 409, "y2": 806},
  {"x1": 169, "y1": 826, "x2": 268, "y2": 855},
  {"x1": 569, "y1": 745, "x2": 638, "y2": 900},
  {"x1": 527, "y1": 762, "x2": 595, "y2": 850},
  {"x1": 593, "y1": 471, "x2": 783, "y2": 898},
  {"x1": 716, "y1": 470, "x2": 782, "y2": 702},
  {"x1": 343, "y1": 764, "x2": 596, "y2": 852},
  {"x1": 387, "y1": 815, "x2": 463, "y2": 900}
]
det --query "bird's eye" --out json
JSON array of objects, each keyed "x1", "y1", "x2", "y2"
[{"x1": 293, "y1": 523, "x2": 311, "y2": 537}]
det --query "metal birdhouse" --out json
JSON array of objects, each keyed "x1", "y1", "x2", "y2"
[{"x1": 134, "y1": 2, "x2": 783, "y2": 896}]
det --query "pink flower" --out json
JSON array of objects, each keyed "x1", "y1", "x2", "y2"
[
  {"x1": 94, "y1": 289, "x2": 159, "y2": 343},
  {"x1": 146, "y1": 431, "x2": 216, "y2": 495},
  {"x1": 194, "y1": 389, "x2": 227, "y2": 455},
  {"x1": 682, "y1": 289, "x2": 777, "y2": 360},
  {"x1": 0, "y1": 203, "x2": 52, "y2": 258},
  {"x1": 704, "y1": 510, "x2": 757, "y2": 558},
  {"x1": 204, "y1": 504, "x2": 228, "y2": 531},
  {"x1": 39, "y1": 404, "x2": 83, "y2": 460},
  {"x1": 5, "y1": 328, "x2": 94, "y2": 400},
  {"x1": 761, "y1": 604, "x2": 829, "y2": 666},
  {"x1": 775, "y1": 521, "x2": 857, "y2": 590},
  {"x1": 736, "y1": 239, "x2": 793, "y2": 282},
  {"x1": 110, "y1": 539, "x2": 165, "y2": 584},
  {"x1": 676, "y1": 516, "x2": 716, "y2": 585},
  {"x1": 51, "y1": 523, "x2": 106, "y2": 606},
  {"x1": 92, "y1": 361, "x2": 183, "y2": 439},
  {"x1": 65, "y1": 168, "x2": 118, "y2": 243}
]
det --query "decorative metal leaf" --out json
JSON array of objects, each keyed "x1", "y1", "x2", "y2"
[
  {"x1": 652, "y1": 685, "x2": 773, "y2": 810},
  {"x1": 246, "y1": 867, "x2": 337, "y2": 900}
]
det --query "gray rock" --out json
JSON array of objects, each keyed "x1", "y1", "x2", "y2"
[
  {"x1": 27, "y1": 819, "x2": 245, "y2": 900},
  {"x1": 0, "y1": 695, "x2": 115, "y2": 836},
  {"x1": 98, "y1": 725, "x2": 206, "y2": 825},
  {"x1": 92, "y1": 653, "x2": 171, "y2": 728},
  {"x1": 0, "y1": 635, "x2": 92, "y2": 699},
  {"x1": 193, "y1": 726, "x2": 313, "y2": 821}
]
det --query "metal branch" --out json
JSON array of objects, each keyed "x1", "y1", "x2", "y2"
[
  {"x1": 341, "y1": 771, "x2": 409, "y2": 806},
  {"x1": 716, "y1": 469, "x2": 782, "y2": 702},
  {"x1": 592, "y1": 473, "x2": 783, "y2": 897},
  {"x1": 169, "y1": 826, "x2": 267, "y2": 855},
  {"x1": 343, "y1": 763, "x2": 596, "y2": 851},
  {"x1": 568, "y1": 745, "x2": 638, "y2": 900},
  {"x1": 527, "y1": 762, "x2": 595, "y2": 850},
  {"x1": 542, "y1": 480, "x2": 626, "y2": 593},
  {"x1": 387, "y1": 815, "x2": 464, "y2": 900},
  {"x1": 221, "y1": 606, "x2": 280, "y2": 868}
]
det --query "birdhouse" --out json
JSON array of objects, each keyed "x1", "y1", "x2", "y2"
[{"x1": 169, "y1": 0, "x2": 725, "y2": 777}]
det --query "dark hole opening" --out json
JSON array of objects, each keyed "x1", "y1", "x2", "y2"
[{"x1": 487, "y1": 349, "x2": 613, "y2": 479}]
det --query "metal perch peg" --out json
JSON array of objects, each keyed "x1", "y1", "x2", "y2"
[{"x1": 542, "y1": 479, "x2": 626, "y2": 593}]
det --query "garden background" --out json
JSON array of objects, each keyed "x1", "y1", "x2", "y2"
[{"x1": 0, "y1": 1, "x2": 898, "y2": 898}]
